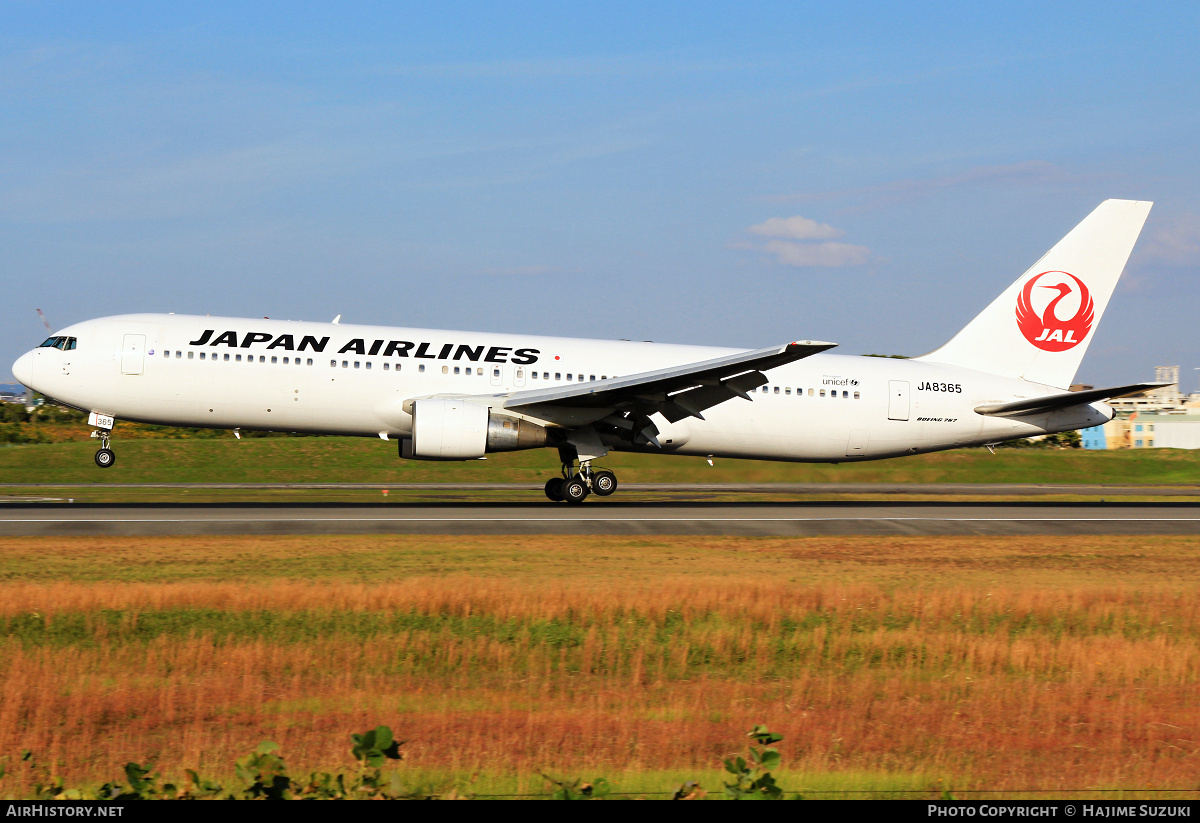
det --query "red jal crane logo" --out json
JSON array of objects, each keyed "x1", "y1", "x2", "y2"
[{"x1": 1015, "y1": 271, "x2": 1094, "y2": 352}]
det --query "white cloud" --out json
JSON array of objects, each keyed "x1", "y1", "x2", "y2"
[
  {"x1": 1136, "y1": 213, "x2": 1200, "y2": 266},
  {"x1": 737, "y1": 215, "x2": 871, "y2": 267},
  {"x1": 764, "y1": 240, "x2": 872, "y2": 268},
  {"x1": 747, "y1": 215, "x2": 844, "y2": 240}
]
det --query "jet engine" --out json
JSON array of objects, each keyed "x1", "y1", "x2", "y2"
[{"x1": 402, "y1": 399, "x2": 548, "y2": 460}]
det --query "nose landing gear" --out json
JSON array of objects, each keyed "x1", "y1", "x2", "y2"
[
  {"x1": 90, "y1": 427, "x2": 116, "y2": 468},
  {"x1": 543, "y1": 460, "x2": 618, "y2": 503}
]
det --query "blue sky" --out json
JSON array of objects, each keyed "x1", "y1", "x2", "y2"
[{"x1": 3, "y1": 2, "x2": 1198, "y2": 389}]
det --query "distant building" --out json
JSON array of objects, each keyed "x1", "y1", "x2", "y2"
[
  {"x1": 1080, "y1": 425, "x2": 1107, "y2": 450},
  {"x1": 1081, "y1": 365, "x2": 1200, "y2": 449}
]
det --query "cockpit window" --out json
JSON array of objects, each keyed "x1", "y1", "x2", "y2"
[
  {"x1": 38, "y1": 336, "x2": 77, "y2": 350},
  {"x1": 41, "y1": 337, "x2": 61, "y2": 348}
]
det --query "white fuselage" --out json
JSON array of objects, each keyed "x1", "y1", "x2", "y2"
[{"x1": 14, "y1": 313, "x2": 1111, "y2": 463}]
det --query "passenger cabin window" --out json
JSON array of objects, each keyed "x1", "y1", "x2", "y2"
[
  {"x1": 224, "y1": 354, "x2": 230, "y2": 362},
  {"x1": 271, "y1": 356, "x2": 278, "y2": 364},
  {"x1": 330, "y1": 360, "x2": 337, "y2": 367},
  {"x1": 854, "y1": 391, "x2": 860, "y2": 399},
  {"x1": 236, "y1": 354, "x2": 242, "y2": 362},
  {"x1": 383, "y1": 363, "x2": 389, "y2": 371},
  {"x1": 200, "y1": 352, "x2": 206, "y2": 360},
  {"x1": 418, "y1": 364, "x2": 425, "y2": 373},
  {"x1": 188, "y1": 352, "x2": 194, "y2": 360},
  {"x1": 442, "y1": 365, "x2": 449, "y2": 374}
]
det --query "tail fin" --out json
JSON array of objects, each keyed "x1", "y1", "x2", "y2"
[{"x1": 915, "y1": 199, "x2": 1152, "y2": 388}]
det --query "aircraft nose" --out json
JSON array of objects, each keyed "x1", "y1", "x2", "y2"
[{"x1": 12, "y1": 350, "x2": 34, "y2": 388}]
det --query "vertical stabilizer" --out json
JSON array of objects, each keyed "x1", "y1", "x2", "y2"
[{"x1": 915, "y1": 199, "x2": 1152, "y2": 388}]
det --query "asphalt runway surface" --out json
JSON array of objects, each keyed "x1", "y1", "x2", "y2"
[
  {"x1": 2, "y1": 496, "x2": 1199, "y2": 536},
  {"x1": 3, "y1": 482, "x2": 1200, "y2": 496}
]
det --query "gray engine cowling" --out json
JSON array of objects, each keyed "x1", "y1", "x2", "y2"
[{"x1": 404, "y1": 399, "x2": 548, "y2": 460}]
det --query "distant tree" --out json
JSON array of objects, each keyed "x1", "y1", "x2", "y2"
[{"x1": 995, "y1": 430, "x2": 1081, "y2": 449}]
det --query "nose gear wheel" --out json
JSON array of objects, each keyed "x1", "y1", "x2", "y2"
[{"x1": 90, "y1": 427, "x2": 116, "y2": 469}]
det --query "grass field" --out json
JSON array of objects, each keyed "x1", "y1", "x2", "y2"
[
  {"x1": 2, "y1": 534, "x2": 1199, "y2": 799},
  {"x1": 4, "y1": 436, "x2": 1200, "y2": 487}
]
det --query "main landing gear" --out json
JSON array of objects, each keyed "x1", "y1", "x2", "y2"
[
  {"x1": 544, "y1": 460, "x2": 619, "y2": 503},
  {"x1": 90, "y1": 428, "x2": 115, "y2": 468}
]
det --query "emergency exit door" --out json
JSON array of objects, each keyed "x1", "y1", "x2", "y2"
[
  {"x1": 121, "y1": 334, "x2": 146, "y2": 375},
  {"x1": 887, "y1": 380, "x2": 910, "y2": 420}
]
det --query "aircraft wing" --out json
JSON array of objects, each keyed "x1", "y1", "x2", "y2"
[
  {"x1": 973, "y1": 381, "x2": 1173, "y2": 417},
  {"x1": 497, "y1": 340, "x2": 836, "y2": 427}
]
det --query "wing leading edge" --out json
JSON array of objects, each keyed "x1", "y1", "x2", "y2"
[{"x1": 500, "y1": 340, "x2": 837, "y2": 428}]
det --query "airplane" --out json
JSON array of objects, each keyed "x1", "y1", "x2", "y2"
[{"x1": 11, "y1": 199, "x2": 1168, "y2": 503}]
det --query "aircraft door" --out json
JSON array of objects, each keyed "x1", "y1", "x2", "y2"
[
  {"x1": 514, "y1": 366, "x2": 526, "y2": 388},
  {"x1": 887, "y1": 380, "x2": 910, "y2": 421},
  {"x1": 121, "y1": 334, "x2": 146, "y2": 375},
  {"x1": 490, "y1": 365, "x2": 503, "y2": 387}
]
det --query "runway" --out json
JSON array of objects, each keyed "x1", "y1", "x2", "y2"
[
  {"x1": 2, "y1": 481, "x2": 1199, "y2": 496},
  {"x1": 2, "y1": 500, "x2": 1199, "y2": 536}
]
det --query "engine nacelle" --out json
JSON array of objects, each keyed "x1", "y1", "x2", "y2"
[{"x1": 404, "y1": 399, "x2": 549, "y2": 460}]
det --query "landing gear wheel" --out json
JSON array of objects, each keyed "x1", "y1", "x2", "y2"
[
  {"x1": 592, "y1": 470, "x2": 618, "y2": 496},
  {"x1": 95, "y1": 448, "x2": 115, "y2": 469},
  {"x1": 544, "y1": 477, "x2": 565, "y2": 502},
  {"x1": 562, "y1": 477, "x2": 589, "y2": 504}
]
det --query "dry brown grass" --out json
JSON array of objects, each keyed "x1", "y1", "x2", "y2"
[{"x1": 1, "y1": 535, "x2": 1199, "y2": 795}]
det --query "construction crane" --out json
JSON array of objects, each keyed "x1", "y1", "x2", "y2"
[{"x1": 36, "y1": 309, "x2": 52, "y2": 333}]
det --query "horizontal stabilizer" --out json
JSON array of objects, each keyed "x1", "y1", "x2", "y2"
[{"x1": 973, "y1": 382, "x2": 1174, "y2": 417}]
